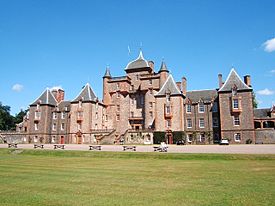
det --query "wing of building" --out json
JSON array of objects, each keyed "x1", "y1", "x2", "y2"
[{"x1": 15, "y1": 52, "x2": 275, "y2": 145}]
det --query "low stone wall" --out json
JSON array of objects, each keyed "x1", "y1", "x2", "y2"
[
  {"x1": 255, "y1": 129, "x2": 275, "y2": 144},
  {"x1": 125, "y1": 131, "x2": 153, "y2": 144}
]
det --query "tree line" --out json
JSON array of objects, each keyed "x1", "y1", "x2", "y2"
[{"x1": 0, "y1": 102, "x2": 27, "y2": 131}]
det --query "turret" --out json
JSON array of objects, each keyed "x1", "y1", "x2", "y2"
[
  {"x1": 103, "y1": 67, "x2": 112, "y2": 105},
  {"x1": 159, "y1": 61, "x2": 169, "y2": 87}
]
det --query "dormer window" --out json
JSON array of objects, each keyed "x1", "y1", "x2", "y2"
[{"x1": 166, "y1": 92, "x2": 171, "y2": 102}]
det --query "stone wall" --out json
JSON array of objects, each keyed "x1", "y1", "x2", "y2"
[{"x1": 255, "y1": 129, "x2": 275, "y2": 144}]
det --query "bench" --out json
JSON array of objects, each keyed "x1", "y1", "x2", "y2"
[
  {"x1": 153, "y1": 146, "x2": 168, "y2": 152},
  {"x1": 8, "y1": 143, "x2": 17, "y2": 148},
  {"x1": 123, "y1": 146, "x2": 136, "y2": 151},
  {"x1": 89, "y1": 145, "x2": 101, "y2": 151},
  {"x1": 34, "y1": 144, "x2": 44, "y2": 149},
  {"x1": 54, "y1": 144, "x2": 65, "y2": 150}
]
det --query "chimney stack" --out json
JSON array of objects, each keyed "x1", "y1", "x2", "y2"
[
  {"x1": 218, "y1": 74, "x2": 223, "y2": 88},
  {"x1": 52, "y1": 89, "x2": 65, "y2": 103},
  {"x1": 148, "y1": 61, "x2": 154, "y2": 71},
  {"x1": 176, "y1": 82, "x2": 182, "y2": 92},
  {"x1": 244, "y1": 75, "x2": 251, "y2": 87},
  {"x1": 182, "y1": 77, "x2": 187, "y2": 96}
]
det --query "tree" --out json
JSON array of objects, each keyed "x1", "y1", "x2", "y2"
[
  {"x1": 252, "y1": 91, "x2": 258, "y2": 108},
  {"x1": 0, "y1": 102, "x2": 14, "y2": 130},
  {"x1": 14, "y1": 109, "x2": 28, "y2": 125}
]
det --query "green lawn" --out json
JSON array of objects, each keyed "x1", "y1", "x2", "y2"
[{"x1": 0, "y1": 149, "x2": 274, "y2": 206}]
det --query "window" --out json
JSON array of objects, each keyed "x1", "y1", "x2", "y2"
[
  {"x1": 96, "y1": 103, "x2": 98, "y2": 110},
  {"x1": 34, "y1": 123, "x2": 38, "y2": 131},
  {"x1": 34, "y1": 136, "x2": 38, "y2": 143},
  {"x1": 77, "y1": 111, "x2": 83, "y2": 118},
  {"x1": 105, "y1": 115, "x2": 108, "y2": 121},
  {"x1": 166, "y1": 93, "x2": 171, "y2": 102},
  {"x1": 234, "y1": 115, "x2": 240, "y2": 126},
  {"x1": 116, "y1": 114, "x2": 120, "y2": 121},
  {"x1": 212, "y1": 102, "x2": 218, "y2": 112},
  {"x1": 186, "y1": 104, "x2": 191, "y2": 113},
  {"x1": 166, "y1": 119, "x2": 171, "y2": 128},
  {"x1": 117, "y1": 105, "x2": 120, "y2": 112},
  {"x1": 36, "y1": 104, "x2": 40, "y2": 110},
  {"x1": 131, "y1": 98, "x2": 135, "y2": 105},
  {"x1": 149, "y1": 102, "x2": 153, "y2": 109},
  {"x1": 165, "y1": 105, "x2": 171, "y2": 114},
  {"x1": 213, "y1": 117, "x2": 219, "y2": 127},
  {"x1": 187, "y1": 119, "x2": 192, "y2": 128},
  {"x1": 61, "y1": 123, "x2": 65, "y2": 131},
  {"x1": 233, "y1": 99, "x2": 239, "y2": 109},
  {"x1": 131, "y1": 85, "x2": 134, "y2": 91},
  {"x1": 78, "y1": 101, "x2": 82, "y2": 108},
  {"x1": 149, "y1": 111, "x2": 153, "y2": 118},
  {"x1": 52, "y1": 123, "x2": 56, "y2": 131},
  {"x1": 95, "y1": 112, "x2": 98, "y2": 119},
  {"x1": 35, "y1": 111, "x2": 41, "y2": 119},
  {"x1": 200, "y1": 133, "x2": 205, "y2": 142},
  {"x1": 53, "y1": 112, "x2": 57, "y2": 119},
  {"x1": 95, "y1": 123, "x2": 98, "y2": 129},
  {"x1": 116, "y1": 83, "x2": 120, "y2": 90},
  {"x1": 77, "y1": 123, "x2": 82, "y2": 130},
  {"x1": 199, "y1": 118, "x2": 205, "y2": 128},
  {"x1": 140, "y1": 95, "x2": 144, "y2": 105},
  {"x1": 61, "y1": 112, "x2": 65, "y2": 119},
  {"x1": 51, "y1": 136, "x2": 56, "y2": 143},
  {"x1": 131, "y1": 112, "x2": 134, "y2": 118},
  {"x1": 198, "y1": 102, "x2": 205, "y2": 113},
  {"x1": 234, "y1": 133, "x2": 241, "y2": 142},
  {"x1": 149, "y1": 79, "x2": 152, "y2": 85},
  {"x1": 117, "y1": 92, "x2": 120, "y2": 98}
]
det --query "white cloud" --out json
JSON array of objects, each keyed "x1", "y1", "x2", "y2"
[
  {"x1": 256, "y1": 88, "x2": 274, "y2": 96},
  {"x1": 263, "y1": 38, "x2": 275, "y2": 52},
  {"x1": 12, "y1": 84, "x2": 23, "y2": 92},
  {"x1": 50, "y1": 85, "x2": 63, "y2": 91},
  {"x1": 270, "y1": 70, "x2": 275, "y2": 74}
]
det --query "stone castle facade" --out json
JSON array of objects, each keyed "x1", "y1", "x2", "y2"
[{"x1": 17, "y1": 51, "x2": 275, "y2": 144}]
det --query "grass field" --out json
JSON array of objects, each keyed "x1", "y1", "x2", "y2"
[{"x1": 0, "y1": 149, "x2": 274, "y2": 206}]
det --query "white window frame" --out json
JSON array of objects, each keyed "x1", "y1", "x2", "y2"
[
  {"x1": 34, "y1": 123, "x2": 38, "y2": 131},
  {"x1": 199, "y1": 118, "x2": 205, "y2": 128},
  {"x1": 233, "y1": 99, "x2": 239, "y2": 109},
  {"x1": 53, "y1": 112, "x2": 57, "y2": 119},
  {"x1": 187, "y1": 119, "x2": 192, "y2": 128},
  {"x1": 52, "y1": 123, "x2": 56, "y2": 131},
  {"x1": 35, "y1": 111, "x2": 41, "y2": 119},
  {"x1": 233, "y1": 115, "x2": 240, "y2": 126},
  {"x1": 61, "y1": 123, "x2": 65, "y2": 131},
  {"x1": 199, "y1": 133, "x2": 205, "y2": 142},
  {"x1": 198, "y1": 102, "x2": 205, "y2": 113},
  {"x1": 61, "y1": 112, "x2": 65, "y2": 119},
  {"x1": 149, "y1": 102, "x2": 153, "y2": 109},
  {"x1": 116, "y1": 114, "x2": 120, "y2": 121},
  {"x1": 186, "y1": 104, "x2": 191, "y2": 113},
  {"x1": 166, "y1": 119, "x2": 171, "y2": 128},
  {"x1": 234, "y1": 133, "x2": 241, "y2": 142}
]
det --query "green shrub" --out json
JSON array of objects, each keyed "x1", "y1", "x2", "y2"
[{"x1": 153, "y1": 131, "x2": 165, "y2": 144}]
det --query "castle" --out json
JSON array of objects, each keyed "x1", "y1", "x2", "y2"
[{"x1": 16, "y1": 51, "x2": 275, "y2": 144}]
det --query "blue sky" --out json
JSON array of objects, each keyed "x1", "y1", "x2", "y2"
[{"x1": 0, "y1": 0, "x2": 274, "y2": 115}]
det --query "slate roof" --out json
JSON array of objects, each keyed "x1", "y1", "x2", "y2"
[
  {"x1": 30, "y1": 89, "x2": 57, "y2": 106},
  {"x1": 57, "y1": 101, "x2": 71, "y2": 111},
  {"x1": 72, "y1": 83, "x2": 97, "y2": 102},
  {"x1": 155, "y1": 75, "x2": 182, "y2": 97},
  {"x1": 159, "y1": 61, "x2": 169, "y2": 72},
  {"x1": 125, "y1": 51, "x2": 150, "y2": 71},
  {"x1": 219, "y1": 68, "x2": 252, "y2": 92},
  {"x1": 186, "y1": 89, "x2": 217, "y2": 103},
  {"x1": 254, "y1": 108, "x2": 271, "y2": 119}
]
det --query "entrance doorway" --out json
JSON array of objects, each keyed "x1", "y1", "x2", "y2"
[{"x1": 60, "y1": 136, "x2": 65, "y2": 144}]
